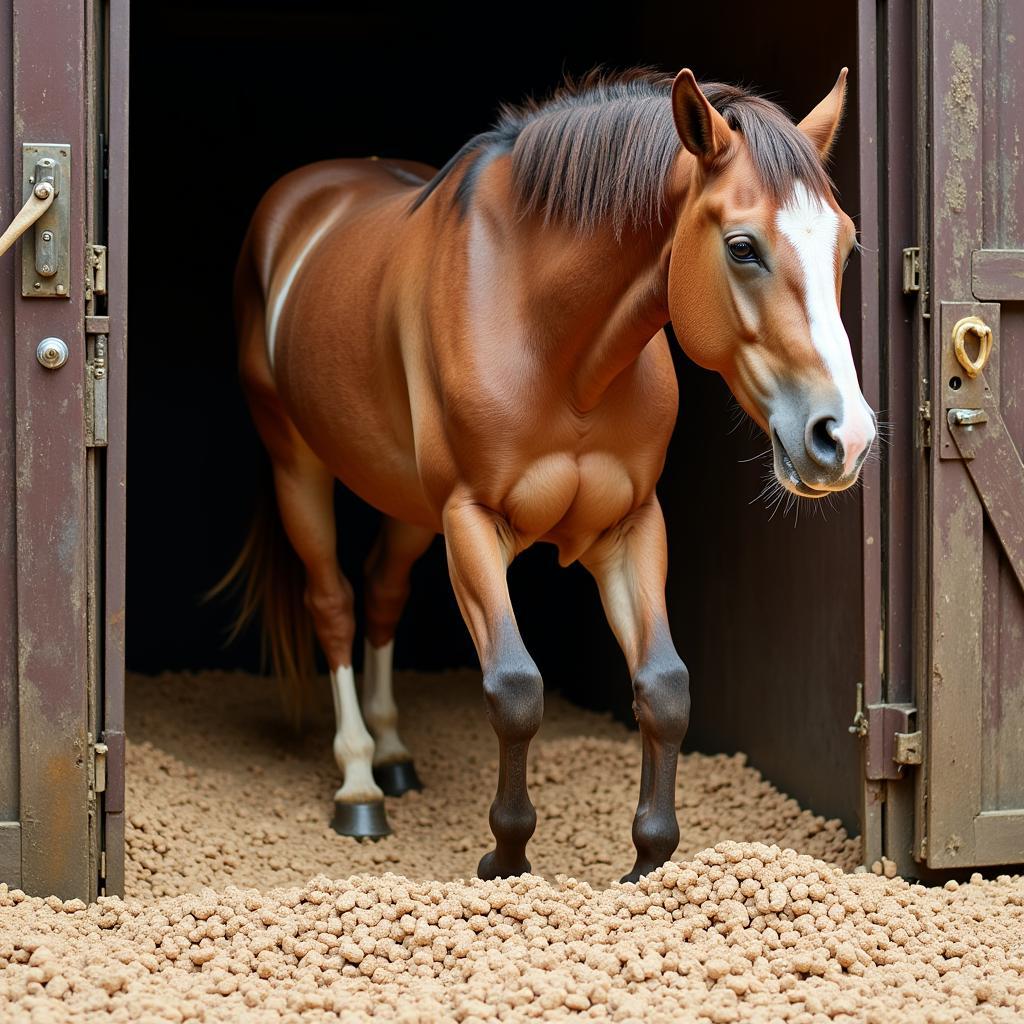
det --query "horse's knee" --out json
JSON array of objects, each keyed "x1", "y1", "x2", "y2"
[
  {"x1": 482, "y1": 661, "x2": 544, "y2": 743},
  {"x1": 633, "y1": 657, "x2": 690, "y2": 741}
]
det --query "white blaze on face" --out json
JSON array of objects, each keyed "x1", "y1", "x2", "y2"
[{"x1": 775, "y1": 182, "x2": 875, "y2": 475}]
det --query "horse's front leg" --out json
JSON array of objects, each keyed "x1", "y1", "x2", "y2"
[
  {"x1": 443, "y1": 500, "x2": 544, "y2": 880},
  {"x1": 582, "y1": 497, "x2": 691, "y2": 883}
]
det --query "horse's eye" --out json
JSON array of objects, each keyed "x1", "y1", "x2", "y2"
[{"x1": 727, "y1": 238, "x2": 759, "y2": 264}]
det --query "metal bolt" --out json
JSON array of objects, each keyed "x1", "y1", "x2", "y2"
[
  {"x1": 40, "y1": 264, "x2": 52, "y2": 274},
  {"x1": 36, "y1": 337, "x2": 69, "y2": 370},
  {"x1": 33, "y1": 282, "x2": 41, "y2": 290},
  {"x1": 56, "y1": 284, "x2": 65, "y2": 294},
  {"x1": 41, "y1": 230, "x2": 52, "y2": 242}
]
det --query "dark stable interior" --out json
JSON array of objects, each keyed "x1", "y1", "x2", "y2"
[{"x1": 130, "y1": 1, "x2": 862, "y2": 828}]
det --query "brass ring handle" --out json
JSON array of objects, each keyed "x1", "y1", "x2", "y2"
[
  {"x1": 0, "y1": 182, "x2": 55, "y2": 260},
  {"x1": 952, "y1": 315, "x2": 993, "y2": 379}
]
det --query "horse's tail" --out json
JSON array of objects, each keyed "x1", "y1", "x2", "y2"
[{"x1": 206, "y1": 467, "x2": 316, "y2": 728}]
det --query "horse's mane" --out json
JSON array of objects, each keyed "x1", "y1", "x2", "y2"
[{"x1": 410, "y1": 68, "x2": 832, "y2": 238}]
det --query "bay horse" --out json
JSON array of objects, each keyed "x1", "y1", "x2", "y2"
[{"x1": 222, "y1": 67, "x2": 875, "y2": 883}]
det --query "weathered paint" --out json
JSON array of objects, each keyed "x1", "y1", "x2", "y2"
[
  {"x1": 925, "y1": 0, "x2": 1024, "y2": 869},
  {"x1": 3, "y1": 0, "x2": 96, "y2": 900},
  {"x1": 101, "y1": 0, "x2": 130, "y2": 898}
]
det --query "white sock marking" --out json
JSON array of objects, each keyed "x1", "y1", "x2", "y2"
[
  {"x1": 330, "y1": 665, "x2": 382, "y2": 803},
  {"x1": 362, "y1": 639, "x2": 411, "y2": 765}
]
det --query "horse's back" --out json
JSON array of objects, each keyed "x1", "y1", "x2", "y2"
[{"x1": 246, "y1": 158, "x2": 435, "y2": 298}]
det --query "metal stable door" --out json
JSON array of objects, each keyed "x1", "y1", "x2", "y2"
[
  {"x1": 921, "y1": 0, "x2": 1024, "y2": 869},
  {"x1": 0, "y1": 0, "x2": 128, "y2": 900}
]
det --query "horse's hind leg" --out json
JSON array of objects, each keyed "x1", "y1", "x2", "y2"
[
  {"x1": 269, "y1": 451, "x2": 390, "y2": 837},
  {"x1": 362, "y1": 517, "x2": 435, "y2": 796}
]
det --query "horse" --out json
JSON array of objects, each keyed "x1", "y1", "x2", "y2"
[{"x1": 220, "y1": 67, "x2": 875, "y2": 883}]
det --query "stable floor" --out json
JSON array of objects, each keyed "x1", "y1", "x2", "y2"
[{"x1": 1, "y1": 671, "x2": 1022, "y2": 1022}]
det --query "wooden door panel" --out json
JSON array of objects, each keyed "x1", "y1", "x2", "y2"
[
  {"x1": 924, "y1": 0, "x2": 1024, "y2": 869},
  {"x1": 10, "y1": 0, "x2": 93, "y2": 900},
  {"x1": 0, "y1": 0, "x2": 124, "y2": 901}
]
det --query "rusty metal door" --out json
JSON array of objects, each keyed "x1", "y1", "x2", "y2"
[
  {"x1": 920, "y1": 0, "x2": 1024, "y2": 869},
  {"x1": 0, "y1": 0, "x2": 128, "y2": 900}
]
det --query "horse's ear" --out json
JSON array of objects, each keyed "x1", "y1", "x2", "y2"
[
  {"x1": 671, "y1": 69, "x2": 732, "y2": 161},
  {"x1": 798, "y1": 68, "x2": 848, "y2": 160}
]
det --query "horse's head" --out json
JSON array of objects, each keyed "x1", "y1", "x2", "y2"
[{"x1": 666, "y1": 69, "x2": 875, "y2": 497}]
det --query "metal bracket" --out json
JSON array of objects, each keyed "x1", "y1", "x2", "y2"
[
  {"x1": 893, "y1": 731, "x2": 923, "y2": 766},
  {"x1": 902, "y1": 246, "x2": 922, "y2": 293},
  {"x1": 92, "y1": 742, "x2": 108, "y2": 794},
  {"x1": 98, "y1": 730, "x2": 125, "y2": 814},
  {"x1": 85, "y1": 243, "x2": 106, "y2": 303},
  {"x1": 861, "y1": 702, "x2": 919, "y2": 780},
  {"x1": 938, "y1": 302, "x2": 1000, "y2": 460},
  {"x1": 918, "y1": 398, "x2": 932, "y2": 450},
  {"x1": 21, "y1": 143, "x2": 71, "y2": 298},
  {"x1": 85, "y1": 314, "x2": 109, "y2": 448}
]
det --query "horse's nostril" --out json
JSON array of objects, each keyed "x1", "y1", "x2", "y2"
[{"x1": 808, "y1": 415, "x2": 844, "y2": 469}]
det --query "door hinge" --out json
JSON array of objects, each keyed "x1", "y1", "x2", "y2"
[
  {"x1": 92, "y1": 740, "x2": 109, "y2": 794},
  {"x1": 918, "y1": 397, "x2": 932, "y2": 449},
  {"x1": 85, "y1": 242, "x2": 106, "y2": 303},
  {"x1": 902, "y1": 246, "x2": 921, "y2": 294},
  {"x1": 893, "y1": 730, "x2": 923, "y2": 766},
  {"x1": 855, "y1": 702, "x2": 920, "y2": 780},
  {"x1": 85, "y1": 314, "x2": 109, "y2": 448}
]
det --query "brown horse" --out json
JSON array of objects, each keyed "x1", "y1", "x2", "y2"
[{"x1": 223, "y1": 68, "x2": 874, "y2": 883}]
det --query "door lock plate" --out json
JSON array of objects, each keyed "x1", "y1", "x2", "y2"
[{"x1": 21, "y1": 143, "x2": 71, "y2": 298}]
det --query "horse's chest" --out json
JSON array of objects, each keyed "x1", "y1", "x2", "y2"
[{"x1": 503, "y1": 451, "x2": 639, "y2": 553}]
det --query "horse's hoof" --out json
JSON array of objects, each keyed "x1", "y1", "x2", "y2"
[
  {"x1": 477, "y1": 849, "x2": 531, "y2": 881},
  {"x1": 331, "y1": 800, "x2": 391, "y2": 840},
  {"x1": 373, "y1": 760, "x2": 423, "y2": 797},
  {"x1": 620, "y1": 857, "x2": 663, "y2": 884}
]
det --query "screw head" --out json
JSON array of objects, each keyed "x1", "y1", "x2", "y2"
[
  {"x1": 41, "y1": 230, "x2": 52, "y2": 242},
  {"x1": 36, "y1": 337, "x2": 69, "y2": 369}
]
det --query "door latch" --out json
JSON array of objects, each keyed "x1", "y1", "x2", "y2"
[{"x1": 21, "y1": 143, "x2": 71, "y2": 298}]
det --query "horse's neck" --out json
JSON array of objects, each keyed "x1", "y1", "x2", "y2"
[
  {"x1": 488, "y1": 213, "x2": 674, "y2": 411},
  {"x1": 522, "y1": 223, "x2": 674, "y2": 410},
  {"x1": 446, "y1": 151, "x2": 686, "y2": 411}
]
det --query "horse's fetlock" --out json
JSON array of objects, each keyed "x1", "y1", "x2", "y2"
[
  {"x1": 334, "y1": 729, "x2": 375, "y2": 766},
  {"x1": 489, "y1": 799, "x2": 537, "y2": 847},
  {"x1": 363, "y1": 699, "x2": 397, "y2": 732},
  {"x1": 632, "y1": 809, "x2": 680, "y2": 862}
]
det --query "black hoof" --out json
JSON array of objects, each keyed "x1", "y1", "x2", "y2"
[
  {"x1": 330, "y1": 800, "x2": 391, "y2": 839},
  {"x1": 477, "y1": 849, "x2": 531, "y2": 881},
  {"x1": 373, "y1": 760, "x2": 423, "y2": 797},
  {"x1": 620, "y1": 857, "x2": 666, "y2": 884}
]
